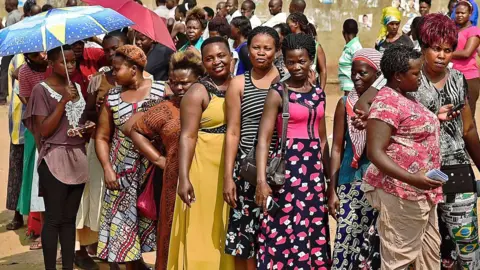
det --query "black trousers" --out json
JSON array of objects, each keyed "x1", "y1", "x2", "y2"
[
  {"x1": 38, "y1": 161, "x2": 85, "y2": 270},
  {"x1": 0, "y1": 55, "x2": 13, "y2": 101}
]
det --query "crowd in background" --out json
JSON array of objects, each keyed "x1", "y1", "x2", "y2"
[{"x1": 1, "y1": 0, "x2": 480, "y2": 270}]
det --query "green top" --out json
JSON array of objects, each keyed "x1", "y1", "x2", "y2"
[{"x1": 338, "y1": 37, "x2": 362, "y2": 91}]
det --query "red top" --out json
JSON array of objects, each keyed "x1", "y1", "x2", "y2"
[{"x1": 364, "y1": 87, "x2": 443, "y2": 204}]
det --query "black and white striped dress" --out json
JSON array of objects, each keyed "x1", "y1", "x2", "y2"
[{"x1": 225, "y1": 69, "x2": 282, "y2": 259}]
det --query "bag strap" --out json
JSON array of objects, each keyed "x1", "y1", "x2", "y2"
[{"x1": 279, "y1": 83, "x2": 290, "y2": 159}]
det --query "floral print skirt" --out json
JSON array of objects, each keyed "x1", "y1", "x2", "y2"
[{"x1": 257, "y1": 138, "x2": 331, "y2": 269}]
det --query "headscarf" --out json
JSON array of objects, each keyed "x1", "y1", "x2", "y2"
[
  {"x1": 451, "y1": 0, "x2": 478, "y2": 26},
  {"x1": 376, "y1": 7, "x2": 402, "y2": 46},
  {"x1": 115, "y1": 45, "x2": 147, "y2": 68},
  {"x1": 346, "y1": 48, "x2": 382, "y2": 169}
]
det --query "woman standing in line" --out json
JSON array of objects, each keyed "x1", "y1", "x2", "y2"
[
  {"x1": 452, "y1": 0, "x2": 480, "y2": 115},
  {"x1": 223, "y1": 26, "x2": 283, "y2": 270},
  {"x1": 363, "y1": 45, "x2": 443, "y2": 269},
  {"x1": 328, "y1": 48, "x2": 382, "y2": 269},
  {"x1": 17, "y1": 51, "x2": 48, "y2": 250},
  {"x1": 374, "y1": 7, "x2": 413, "y2": 52},
  {"x1": 95, "y1": 45, "x2": 163, "y2": 269},
  {"x1": 130, "y1": 50, "x2": 205, "y2": 270},
  {"x1": 179, "y1": 7, "x2": 207, "y2": 53},
  {"x1": 167, "y1": 37, "x2": 234, "y2": 269},
  {"x1": 255, "y1": 33, "x2": 331, "y2": 269},
  {"x1": 230, "y1": 16, "x2": 253, "y2": 76},
  {"x1": 23, "y1": 45, "x2": 90, "y2": 270},
  {"x1": 286, "y1": 12, "x2": 328, "y2": 90}
]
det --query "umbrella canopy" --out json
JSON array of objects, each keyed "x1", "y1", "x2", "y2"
[
  {"x1": 83, "y1": 0, "x2": 176, "y2": 51},
  {"x1": 0, "y1": 6, "x2": 134, "y2": 56}
]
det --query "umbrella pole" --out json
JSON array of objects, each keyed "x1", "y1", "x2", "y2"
[{"x1": 60, "y1": 46, "x2": 72, "y2": 85}]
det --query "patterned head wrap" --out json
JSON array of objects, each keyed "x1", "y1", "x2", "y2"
[
  {"x1": 115, "y1": 45, "x2": 147, "y2": 68},
  {"x1": 346, "y1": 48, "x2": 383, "y2": 169},
  {"x1": 352, "y1": 48, "x2": 382, "y2": 72},
  {"x1": 376, "y1": 7, "x2": 402, "y2": 46}
]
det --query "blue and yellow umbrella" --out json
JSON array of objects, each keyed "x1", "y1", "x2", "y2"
[{"x1": 0, "y1": 6, "x2": 134, "y2": 56}]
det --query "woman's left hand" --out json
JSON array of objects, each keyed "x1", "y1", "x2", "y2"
[
  {"x1": 438, "y1": 104, "x2": 461, "y2": 121},
  {"x1": 255, "y1": 181, "x2": 272, "y2": 215}
]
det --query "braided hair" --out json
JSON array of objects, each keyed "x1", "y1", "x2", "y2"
[
  {"x1": 231, "y1": 16, "x2": 252, "y2": 38},
  {"x1": 281, "y1": 33, "x2": 316, "y2": 60},
  {"x1": 287, "y1": 12, "x2": 317, "y2": 37},
  {"x1": 247, "y1": 26, "x2": 280, "y2": 50},
  {"x1": 380, "y1": 44, "x2": 422, "y2": 82}
]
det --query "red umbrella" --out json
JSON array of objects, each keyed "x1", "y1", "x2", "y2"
[{"x1": 82, "y1": 0, "x2": 176, "y2": 51}]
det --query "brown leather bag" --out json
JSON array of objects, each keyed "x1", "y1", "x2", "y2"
[{"x1": 239, "y1": 83, "x2": 289, "y2": 187}]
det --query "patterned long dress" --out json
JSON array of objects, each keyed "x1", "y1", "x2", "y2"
[
  {"x1": 97, "y1": 86, "x2": 163, "y2": 262},
  {"x1": 257, "y1": 83, "x2": 331, "y2": 269},
  {"x1": 133, "y1": 98, "x2": 181, "y2": 270}
]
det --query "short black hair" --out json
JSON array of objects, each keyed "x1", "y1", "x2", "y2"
[
  {"x1": 104, "y1": 31, "x2": 128, "y2": 45},
  {"x1": 203, "y1": 6, "x2": 214, "y2": 18},
  {"x1": 247, "y1": 26, "x2": 280, "y2": 50},
  {"x1": 42, "y1": 4, "x2": 53, "y2": 11},
  {"x1": 134, "y1": 0, "x2": 143, "y2": 5},
  {"x1": 343, "y1": 19, "x2": 358, "y2": 35},
  {"x1": 23, "y1": 0, "x2": 37, "y2": 15},
  {"x1": 420, "y1": 0, "x2": 432, "y2": 6},
  {"x1": 290, "y1": 0, "x2": 306, "y2": 12},
  {"x1": 411, "y1": 16, "x2": 423, "y2": 37},
  {"x1": 209, "y1": 16, "x2": 231, "y2": 37},
  {"x1": 242, "y1": 0, "x2": 256, "y2": 10},
  {"x1": 273, "y1": 23, "x2": 291, "y2": 37},
  {"x1": 47, "y1": 45, "x2": 73, "y2": 61},
  {"x1": 282, "y1": 33, "x2": 316, "y2": 60},
  {"x1": 380, "y1": 45, "x2": 422, "y2": 81},
  {"x1": 201, "y1": 36, "x2": 231, "y2": 55},
  {"x1": 231, "y1": 16, "x2": 252, "y2": 38}
]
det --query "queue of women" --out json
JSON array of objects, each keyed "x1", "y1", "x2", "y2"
[{"x1": 4, "y1": 0, "x2": 480, "y2": 269}]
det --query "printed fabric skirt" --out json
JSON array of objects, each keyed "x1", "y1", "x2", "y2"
[
  {"x1": 97, "y1": 169, "x2": 156, "y2": 262},
  {"x1": 6, "y1": 143, "x2": 24, "y2": 211},
  {"x1": 332, "y1": 181, "x2": 377, "y2": 270},
  {"x1": 257, "y1": 138, "x2": 331, "y2": 269}
]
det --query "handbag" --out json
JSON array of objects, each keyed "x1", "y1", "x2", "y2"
[
  {"x1": 137, "y1": 165, "x2": 158, "y2": 220},
  {"x1": 239, "y1": 83, "x2": 290, "y2": 187},
  {"x1": 441, "y1": 164, "x2": 476, "y2": 195}
]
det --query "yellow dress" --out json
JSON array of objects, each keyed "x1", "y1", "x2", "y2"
[{"x1": 167, "y1": 79, "x2": 234, "y2": 270}]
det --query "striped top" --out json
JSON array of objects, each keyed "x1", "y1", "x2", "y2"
[{"x1": 238, "y1": 71, "x2": 278, "y2": 159}]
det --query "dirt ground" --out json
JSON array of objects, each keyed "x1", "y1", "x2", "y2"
[{"x1": 0, "y1": 84, "x2": 479, "y2": 269}]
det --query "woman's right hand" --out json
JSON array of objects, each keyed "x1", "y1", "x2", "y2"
[
  {"x1": 255, "y1": 181, "x2": 272, "y2": 215},
  {"x1": 351, "y1": 109, "x2": 368, "y2": 130},
  {"x1": 104, "y1": 168, "x2": 120, "y2": 190},
  {"x1": 61, "y1": 83, "x2": 78, "y2": 103},
  {"x1": 178, "y1": 177, "x2": 196, "y2": 207},
  {"x1": 409, "y1": 172, "x2": 444, "y2": 190},
  {"x1": 223, "y1": 176, "x2": 237, "y2": 208},
  {"x1": 327, "y1": 187, "x2": 340, "y2": 220}
]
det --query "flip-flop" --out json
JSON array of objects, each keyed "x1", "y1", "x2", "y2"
[
  {"x1": 29, "y1": 240, "x2": 42, "y2": 250},
  {"x1": 6, "y1": 219, "x2": 24, "y2": 230}
]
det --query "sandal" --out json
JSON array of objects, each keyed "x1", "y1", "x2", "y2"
[
  {"x1": 29, "y1": 239, "x2": 42, "y2": 250},
  {"x1": 6, "y1": 219, "x2": 24, "y2": 230}
]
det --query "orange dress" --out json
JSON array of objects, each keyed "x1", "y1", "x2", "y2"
[{"x1": 133, "y1": 98, "x2": 181, "y2": 270}]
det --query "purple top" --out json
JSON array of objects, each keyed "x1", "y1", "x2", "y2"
[{"x1": 23, "y1": 82, "x2": 88, "y2": 185}]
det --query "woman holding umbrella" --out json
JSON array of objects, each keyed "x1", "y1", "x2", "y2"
[{"x1": 23, "y1": 45, "x2": 91, "y2": 270}]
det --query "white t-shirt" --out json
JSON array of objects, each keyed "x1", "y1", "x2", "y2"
[
  {"x1": 227, "y1": 10, "x2": 242, "y2": 23},
  {"x1": 250, "y1": 15, "x2": 262, "y2": 29},
  {"x1": 154, "y1": 5, "x2": 170, "y2": 18},
  {"x1": 263, "y1": 12, "x2": 287, "y2": 28}
]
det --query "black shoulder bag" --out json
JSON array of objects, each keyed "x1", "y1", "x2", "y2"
[{"x1": 239, "y1": 83, "x2": 289, "y2": 187}]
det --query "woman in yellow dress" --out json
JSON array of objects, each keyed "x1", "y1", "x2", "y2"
[{"x1": 167, "y1": 37, "x2": 234, "y2": 269}]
